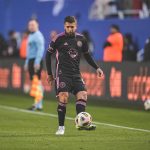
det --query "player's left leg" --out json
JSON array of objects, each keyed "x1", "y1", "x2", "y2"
[
  {"x1": 74, "y1": 76, "x2": 96, "y2": 130},
  {"x1": 75, "y1": 91, "x2": 87, "y2": 114},
  {"x1": 73, "y1": 76, "x2": 87, "y2": 114},
  {"x1": 75, "y1": 91, "x2": 96, "y2": 130}
]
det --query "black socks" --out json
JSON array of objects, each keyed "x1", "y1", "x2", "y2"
[
  {"x1": 57, "y1": 102, "x2": 66, "y2": 126},
  {"x1": 76, "y1": 99, "x2": 87, "y2": 114},
  {"x1": 57, "y1": 99, "x2": 87, "y2": 126}
]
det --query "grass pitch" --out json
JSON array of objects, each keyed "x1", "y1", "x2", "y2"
[{"x1": 0, "y1": 93, "x2": 150, "y2": 150}]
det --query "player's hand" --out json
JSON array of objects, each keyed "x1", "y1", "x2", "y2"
[
  {"x1": 47, "y1": 75, "x2": 54, "y2": 86},
  {"x1": 96, "y1": 68, "x2": 104, "y2": 78},
  {"x1": 34, "y1": 64, "x2": 40, "y2": 73},
  {"x1": 24, "y1": 64, "x2": 28, "y2": 72}
]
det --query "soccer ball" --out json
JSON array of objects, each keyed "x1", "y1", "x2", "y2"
[
  {"x1": 144, "y1": 100, "x2": 150, "y2": 110},
  {"x1": 75, "y1": 112, "x2": 92, "y2": 127}
]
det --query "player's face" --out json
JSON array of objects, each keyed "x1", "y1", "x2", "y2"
[
  {"x1": 28, "y1": 20, "x2": 39, "y2": 33},
  {"x1": 64, "y1": 22, "x2": 77, "y2": 36}
]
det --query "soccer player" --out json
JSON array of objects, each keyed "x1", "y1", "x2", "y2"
[
  {"x1": 46, "y1": 16, "x2": 103, "y2": 135},
  {"x1": 24, "y1": 19, "x2": 45, "y2": 111}
]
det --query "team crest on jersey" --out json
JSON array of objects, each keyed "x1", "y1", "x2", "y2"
[
  {"x1": 77, "y1": 41, "x2": 82, "y2": 47},
  {"x1": 68, "y1": 49, "x2": 78, "y2": 59},
  {"x1": 59, "y1": 82, "x2": 66, "y2": 88}
]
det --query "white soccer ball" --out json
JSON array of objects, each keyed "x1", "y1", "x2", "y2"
[
  {"x1": 144, "y1": 99, "x2": 150, "y2": 110},
  {"x1": 75, "y1": 112, "x2": 92, "y2": 127}
]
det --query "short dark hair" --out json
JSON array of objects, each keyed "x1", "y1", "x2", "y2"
[
  {"x1": 64, "y1": 16, "x2": 76, "y2": 24},
  {"x1": 111, "y1": 24, "x2": 120, "y2": 31},
  {"x1": 29, "y1": 18, "x2": 39, "y2": 24}
]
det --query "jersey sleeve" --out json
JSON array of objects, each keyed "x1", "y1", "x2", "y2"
[
  {"x1": 34, "y1": 35, "x2": 45, "y2": 65},
  {"x1": 46, "y1": 38, "x2": 58, "y2": 75},
  {"x1": 47, "y1": 41, "x2": 56, "y2": 54},
  {"x1": 45, "y1": 41, "x2": 55, "y2": 75},
  {"x1": 82, "y1": 37, "x2": 89, "y2": 53}
]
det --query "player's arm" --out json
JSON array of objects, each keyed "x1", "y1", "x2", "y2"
[
  {"x1": 45, "y1": 41, "x2": 56, "y2": 85},
  {"x1": 82, "y1": 38, "x2": 104, "y2": 77},
  {"x1": 34, "y1": 35, "x2": 45, "y2": 72}
]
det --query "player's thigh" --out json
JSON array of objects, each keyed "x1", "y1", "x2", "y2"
[
  {"x1": 73, "y1": 77, "x2": 87, "y2": 100},
  {"x1": 55, "y1": 76, "x2": 71, "y2": 103}
]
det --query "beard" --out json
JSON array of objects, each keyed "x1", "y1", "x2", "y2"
[{"x1": 65, "y1": 31, "x2": 75, "y2": 37}]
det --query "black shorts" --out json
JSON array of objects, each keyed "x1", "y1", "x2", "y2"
[
  {"x1": 28, "y1": 58, "x2": 43, "y2": 80},
  {"x1": 55, "y1": 75, "x2": 87, "y2": 96}
]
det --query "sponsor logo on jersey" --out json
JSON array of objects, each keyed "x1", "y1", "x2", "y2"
[{"x1": 68, "y1": 49, "x2": 78, "y2": 59}]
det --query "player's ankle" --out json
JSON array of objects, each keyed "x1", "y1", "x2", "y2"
[{"x1": 58, "y1": 126, "x2": 65, "y2": 129}]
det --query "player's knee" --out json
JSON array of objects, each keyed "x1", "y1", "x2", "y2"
[
  {"x1": 58, "y1": 92, "x2": 69, "y2": 103},
  {"x1": 76, "y1": 91, "x2": 87, "y2": 101}
]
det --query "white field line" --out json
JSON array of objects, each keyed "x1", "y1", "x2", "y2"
[{"x1": 0, "y1": 105, "x2": 150, "y2": 133}]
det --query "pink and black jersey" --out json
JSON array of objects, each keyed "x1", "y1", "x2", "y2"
[{"x1": 47, "y1": 32, "x2": 89, "y2": 77}]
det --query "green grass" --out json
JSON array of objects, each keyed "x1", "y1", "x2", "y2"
[{"x1": 0, "y1": 93, "x2": 150, "y2": 150}]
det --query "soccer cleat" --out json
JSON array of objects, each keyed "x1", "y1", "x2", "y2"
[
  {"x1": 76, "y1": 124, "x2": 96, "y2": 131},
  {"x1": 55, "y1": 126, "x2": 65, "y2": 135},
  {"x1": 27, "y1": 105, "x2": 36, "y2": 111},
  {"x1": 27, "y1": 105, "x2": 43, "y2": 111},
  {"x1": 28, "y1": 100, "x2": 43, "y2": 111},
  {"x1": 36, "y1": 108, "x2": 43, "y2": 111}
]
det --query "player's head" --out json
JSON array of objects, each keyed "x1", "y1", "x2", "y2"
[
  {"x1": 28, "y1": 19, "x2": 39, "y2": 33},
  {"x1": 110, "y1": 24, "x2": 120, "y2": 34},
  {"x1": 64, "y1": 16, "x2": 77, "y2": 37}
]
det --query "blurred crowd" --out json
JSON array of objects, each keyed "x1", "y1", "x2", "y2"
[
  {"x1": 89, "y1": 0, "x2": 150, "y2": 19},
  {"x1": 0, "y1": 30, "x2": 29, "y2": 59},
  {"x1": 0, "y1": 29, "x2": 57, "y2": 59},
  {"x1": 0, "y1": 27, "x2": 150, "y2": 62}
]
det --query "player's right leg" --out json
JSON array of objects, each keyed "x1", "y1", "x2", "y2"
[
  {"x1": 55, "y1": 75, "x2": 72, "y2": 135},
  {"x1": 56, "y1": 92, "x2": 69, "y2": 135}
]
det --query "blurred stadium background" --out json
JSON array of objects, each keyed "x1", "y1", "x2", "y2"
[{"x1": 0, "y1": 0, "x2": 150, "y2": 150}]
